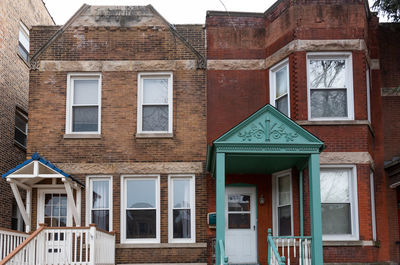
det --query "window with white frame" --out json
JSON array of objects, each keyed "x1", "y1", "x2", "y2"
[
  {"x1": 66, "y1": 74, "x2": 101, "y2": 134},
  {"x1": 168, "y1": 175, "x2": 195, "y2": 243},
  {"x1": 14, "y1": 109, "x2": 28, "y2": 148},
  {"x1": 270, "y1": 59, "x2": 290, "y2": 116},
  {"x1": 122, "y1": 176, "x2": 160, "y2": 243},
  {"x1": 320, "y1": 166, "x2": 359, "y2": 240},
  {"x1": 137, "y1": 73, "x2": 173, "y2": 134},
  {"x1": 18, "y1": 22, "x2": 29, "y2": 62},
  {"x1": 370, "y1": 170, "x2": 376, "y2": 241},
  {"x1": 272, "y1": 170, "x2": 293, "y2": 236},
  {"x1": 307, "y1": 53, "x2": 354, "y2": 120},
  {"x1": 87, "y1": 177, "x2": 112, "y2": 231}
]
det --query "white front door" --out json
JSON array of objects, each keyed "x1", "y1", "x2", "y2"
[
  {"x1": 37, "y1": 190, "x2": 71, "y2": 260},
  {"x1": 225, "y1": 186, "x2": 257, "y2": 264}
]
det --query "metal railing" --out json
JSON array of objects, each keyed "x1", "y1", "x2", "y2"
[
  {"x1": 268, "y1": 228, "x2": 312, "y2": 265},
  {"x1": 217, "y1": 239, "x2": 228, "y2": 265}
]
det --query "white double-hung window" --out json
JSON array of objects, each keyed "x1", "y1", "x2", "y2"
[
  {"x1": 320, "y1": 165, "x2": 359, "y2": 240},
  {"x1": 66, "y1": 74, "x2": 101, "y2": 134},
  {"x1": 18, "y1": 22, "x2": 29, "y2": 62},
  {"x1": 168, "y1": 175, "x2": 195, "y2": 243},
  {"x1": 87, "y1": 176, "x2": 112, "y2": 231},
  {"x1": 122, "y1": 175, "x2": 160, "y2": 243},
  {"x1": 307, "y1": 53, "x2": 354, "y2": 120},
  {"x1": 270, "y1": 58, "x2": 290, "y2": 116},
  {"x1": 272, "y1": 170, "x2": 293, "y2": 236},
  {"x1": 137, "y1": 72, "x2": 173, "y2": 134}
]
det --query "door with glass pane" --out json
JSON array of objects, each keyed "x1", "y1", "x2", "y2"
[
  {"x1": 225, "y1": 186, "x2": 257, "y2": 264},
  {"x1": 38, "y1": 191, "x2": 70, "y2": 260}
]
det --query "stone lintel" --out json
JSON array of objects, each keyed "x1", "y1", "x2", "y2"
[{"x1": 56, "y1": 162, "x2": 203, "y2": 175}]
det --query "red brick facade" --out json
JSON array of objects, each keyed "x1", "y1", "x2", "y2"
[
  {"x1": 0, "y1": 0, "x2": 53, "y2": 229},
  {"x1": 206, "y1": 0, "x2": 399, "y2": 264}
]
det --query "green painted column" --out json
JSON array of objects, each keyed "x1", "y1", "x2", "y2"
[
  {"x1": 308, "y1": 153, "x2": 323, "y2": 265},
  {"x1": 216, "y1": 152, "x2": 226, "y2": 265}
]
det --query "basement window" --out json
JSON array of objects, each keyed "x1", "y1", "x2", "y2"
[
  {"x1": 307, "y1": 53, "x2": 354, "y2": 121},
  {"x1": 137, "y1": 72, "x2": 173, "y2": 135},
  {"x1": 18, "y1": 22, "x2": 29, "y2": 62}
]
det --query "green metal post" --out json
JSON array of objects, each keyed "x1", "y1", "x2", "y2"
[
  {"x1": 308, "y1": 154, "x2": 323, "y2": 265},
  {"x1": 299, "y1": 170, "x2": 304, "y2": 237},
  {"x1": 216, "y1": 152, "x2": 226, "y2": 265}
]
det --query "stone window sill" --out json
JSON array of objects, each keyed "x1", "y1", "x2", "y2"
[
  {"x1": 63, "y1": 134, "x2": 101, "y2": 139},
  {"x1": 116, "y1": 243, "x2": 206, "y2": 249},
  {"x1": 322, "y1": 240, "x2": 376, "y2": 247},
  {"x1": 135, "y1": 133, "x2": 173, "y2": 139}
]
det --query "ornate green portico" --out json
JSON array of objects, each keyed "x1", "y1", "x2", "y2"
[{"x1": 206, "y1": 104, "x2": 325, "y2": 265}]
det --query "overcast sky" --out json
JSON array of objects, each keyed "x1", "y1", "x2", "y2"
[{"x1": 43, "y1": 0, "x2": 381, "y2": 25}]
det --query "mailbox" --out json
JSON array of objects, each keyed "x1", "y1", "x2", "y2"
[{"x1": 208, "y1": 212, "x2": 216, "y2": 228}]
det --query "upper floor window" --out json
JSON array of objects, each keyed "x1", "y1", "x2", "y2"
[
  {"x1": 366, "y1": 64, "x2": 371, "y2": 123},
  {"x1": 270, "y1": 59, "x2": 290, "y2": 116},
  {"x1": 307, "y1": 53, "x2": 354, "y2": 120},
  {"x1": 320, "y1": 165, "x2": 359, "y2": 241},
  {"x1": 18, "y1": 22, "x2": 29, "y2": 62},
  {"x1": 14, "y1": 109, "x2": 28, "y2": 148},
  {"x1": 66, "y1": 74, "x2": 101, "y2": 134},
  {"x1": 87, "y1": 176, "x2": 112, "y2": 231},
  {"x1": 137, "y1": 73, "x2": 173, "y2": 134},
  {"x1": 272, "y1": 170, "x2": 293, "y2": 236},
  {"x1": 168, "y1": 175, "x2": 196, "y2": 243}
]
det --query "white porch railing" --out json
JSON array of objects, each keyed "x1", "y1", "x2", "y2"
[
  {"x1": 0, "y1": 228, "x2": 29, "y2": 260},
  {"x1": 267, "y1": 229, "x2": 312, "y2": 265},
  {"x1": 0, "y1": 224, "x2": 115, "y2": 265}
]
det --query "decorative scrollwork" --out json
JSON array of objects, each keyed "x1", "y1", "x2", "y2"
[
  {"x1": 269, "y1": 122, "x2": 298, "y2": 142},
  {"x1": 237, "y1": 122, "x2": 265, "y2": 142}
]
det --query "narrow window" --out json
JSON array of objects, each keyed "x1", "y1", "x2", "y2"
[
  {"x1": 123, "y1": 176, "x2": 160, "y2": 243},
  {"x1": 320, "y1": 166, "x2": 359, "y2": 240},
  {"x1": 307, "y1": 53, "x2": 354, "y2": 120},
  {"x1": 273, "y1": 170, "x2": 292, "y2": 236},
  {"x1": 67, "y1": 74, "x2": 101, "y2": 134},
  {"x1": 366, "y1": 64, "x2": 371, "y2": 123},
  {"x1": 88, "y1": 177, "x2": 112, "y2": 231},
  {"x1": 18, "y1": 22, "x2": 29, "y2": 61},
  {"x1": 370, "y1": 171, "x2": 376, "y2": 240},
  {"x1": 11, "y1": 201, "x2": 24, "y2": 232},
  {"x1": 169, "y1": 175, "x2": 195, "y2": 243},
  {"x1": 270, "y1": 59, "x2": 290, "y2": 116},
  {"x1": 14, "y1": 109, "x2": 28, "y2": 148},
  {"x1": 137, "y1": 73, "x2": 173, "y2": 134}
]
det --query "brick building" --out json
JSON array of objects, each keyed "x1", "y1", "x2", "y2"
[
  {"x1": 205, "y1": 0, "x2": 399, "y2": 264},
  {"x1": 0, "y1": 0, "x2": 400, "y2": 265},
  {"x1": 1, "y1": 4, "x2": 208, "y2": 265},
  {"x1": 0, "y1": 0, "x2": 54, "y2": 229}
]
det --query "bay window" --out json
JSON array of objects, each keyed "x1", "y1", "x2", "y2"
[
  {"x1": 307, "y1": 53, "x2": 354, "y2": 120},
  {"x1": 270, "y1": 58, "x2": 290, "y2": 116},
  {"x1": 272, "y1": 170, "x2": 293, "y2": 236},
  {"x1": 320, "y1": 165, "x2": 359, "y2": 240}
]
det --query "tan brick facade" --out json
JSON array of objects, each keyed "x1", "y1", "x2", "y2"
[
  {"x1": 0, "y1": 0, "x2": 53, "y2": 229},
  {"x1": 28, "y1": 5, "x2": 207, "y2": 264}
]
